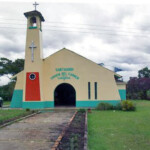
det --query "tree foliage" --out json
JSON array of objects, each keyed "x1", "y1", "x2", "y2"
[
  {"x1": 138, "y1": 67, "x2": 150, "y2": 78},
  {"x1": 0, "y1": 57, "x2": 24, "y2": 101},
  {"x1": 0, "y1": 57, "x2": 24, "y2": 76},
  {"x1": 0, "y1": 81, "x2": 16, "y2": 101},
  {"x1": 127, "y1": 67, "x2": 150, "y2": 100}
]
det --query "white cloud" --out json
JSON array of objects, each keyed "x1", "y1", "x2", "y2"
[
  {"x1": 0, "y1": 2, "x2": 150, "y2": 83},
  {"x1": 0, "y1": 75, "x2": 11, "y2": 86},
  {"x1": 119, "y1": 71, "x2": 138, "y2": 81}
]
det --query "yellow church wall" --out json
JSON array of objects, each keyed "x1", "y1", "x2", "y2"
[
  {"x1": 117, "y1": 83, "x2": 126, "y2": 90},
  {"x1": 42, "y1": 49, "x2": 121, "y2": 101},
  {"x1": 14, "y1": 71, "x2": 24, "y2": 90}
]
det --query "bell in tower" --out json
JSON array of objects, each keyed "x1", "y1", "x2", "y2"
[
  {"x1": 30, "y1": 16, "x2": 37, "y2": 27},
  {"x1": 24, "y1": 9, "x2": 45, "y2": 31}
]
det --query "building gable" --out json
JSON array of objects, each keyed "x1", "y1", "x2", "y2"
[{"x1": 44, "y1": 48, "x2": 119, "y2": 77}]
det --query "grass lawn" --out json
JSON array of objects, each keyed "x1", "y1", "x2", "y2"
[
  {"x1": 88, "y1": 100, "x2": 150, "y2": 150},
  {"x1": 0, "y1": 109, "x2": 32, "y2": 125},
  {"x1": 3, "y1": 101, "x2": 11, "y2": 106}
]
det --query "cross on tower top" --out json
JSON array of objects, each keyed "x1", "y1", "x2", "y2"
[{"x1": 33, "y1": 2, "x2": 39, "y2": 10}]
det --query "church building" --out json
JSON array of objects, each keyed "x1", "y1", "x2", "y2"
[{"x1": 10, "y1": 7, "x2": 126, "y2": 109}]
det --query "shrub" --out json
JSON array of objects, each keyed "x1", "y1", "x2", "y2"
[
  {"x1": 96, "y1": 102, "x2": 113, "y2": 110},
  {"x1": 121, "y1": 100, "x2": 136, "y2": 111},
  {"x1": 146, "y1": 90, "x2": 150, "y2": 100},
  {"x1": 96, "y1": 101, "x2": 136, "y2": 111},
  {"x1": 26, "y1": 108, "x2": 30, "y2": 112},
  {"x1": 78, "y1": 109, "x2": 86, "y2": 113},
  {"x1": 114, "y1": 102, "x2": 122, "y2": 110}
]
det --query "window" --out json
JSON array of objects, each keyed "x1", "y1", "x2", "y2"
[
  {"x1": 95, "y1": 82, "x2": 97, "y2": 99},
  {"x1": 88, "y1": 82, "x2": 91, "y2": 99},
  {"x1": 29, "y1": 73, "x2": 36, "y2": 80}
]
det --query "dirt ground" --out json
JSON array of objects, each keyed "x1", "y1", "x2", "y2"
[
  {"x1": 0, "y1": 110, "x2": 75, "y2": 150},
  {"x1": 58, "y1": 111, "x2": 86, "y2": 150}
]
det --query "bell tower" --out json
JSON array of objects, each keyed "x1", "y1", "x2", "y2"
[{"x1": 23, "y1": 3, "x2": 45, "y2": 102}]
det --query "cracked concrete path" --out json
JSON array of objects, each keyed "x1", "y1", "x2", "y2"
[{"x1": 0, "y1": 110, "x2": 75, "y2": 150}]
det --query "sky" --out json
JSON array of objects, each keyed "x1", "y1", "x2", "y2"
[{"x1": 0, "y1": 0, "x2": 150, "y2": 85}]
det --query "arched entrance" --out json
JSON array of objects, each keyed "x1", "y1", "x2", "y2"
[{"x1": 54, "y1": 83, "x2": 76, "y2": 107}]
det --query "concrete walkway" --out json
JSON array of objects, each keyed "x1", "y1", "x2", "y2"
[{"x1": 0, "y1": 110, "x2": 75, "y2": 150}]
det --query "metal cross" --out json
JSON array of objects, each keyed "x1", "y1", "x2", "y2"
[
  {"x1": 33, "y1": 2, "x2": 39, "y2": 10},
  {"x1": 29, "y1": 41, "x2": 36, "y2": 62}
]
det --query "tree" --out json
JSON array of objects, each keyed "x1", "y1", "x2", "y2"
[
  {"x1": 127, "y1": 77, "x2": 150, "y2": 100},
  {"x1": 127, "y1": 67, "x2": 150, "y2": 100},
  {"x1": 0, "y1": 57, "x2": 24, "y2": 101},
  {"x1": 0, "y1": 81, "x2": 16, "y2": 101},
  {"x1": 0, "y1": 57, "x2": 24, "y2": 77},
  {"x1": 138, "y1": 67, "x2": 150, "y2": 78}
]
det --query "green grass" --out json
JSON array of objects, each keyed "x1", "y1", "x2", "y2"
[
  {"x1": 0, "y1": 109, "x2": 32, "y2": 124},
  {"x1": 88, "y1": 100, "x2": 150, "y2": 150},
  {"x1": 3, "y1": 101, "x2": 11, "y2": 106}
]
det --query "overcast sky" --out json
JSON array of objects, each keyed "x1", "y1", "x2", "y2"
[{"x1": 0, "y1": 0, "x2": 150, "y2": 85}]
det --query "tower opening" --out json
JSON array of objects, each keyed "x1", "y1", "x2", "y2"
[
  {"x1": 30, "y1": 17, "x2": 37, "y2": 27},
  {"x1": 54, "y1": 83, "x2": 76, "y2": 107}
]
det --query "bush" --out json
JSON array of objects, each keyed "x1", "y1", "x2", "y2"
[
  {"x1": 96, "y1": 101, "x2": 136, "y2": 111},
  {"x1": 78, "y1": 109, "x2": 86, "y2": 113},
  {"x1": 25, "y1": 108, "x2": 30, "y2": 112},
  {"x1": 121, "y1": 100, "x2": 136, "y2": 111},
  {"x1": 146, "y1": 90, "x2": 150, "y2": 100},
  {"x1": 114, "y1": 102, "x2": 122, "y2": 110},
  {"x1": 96, "y1": 103, "x2": 113, "y2": 110}
]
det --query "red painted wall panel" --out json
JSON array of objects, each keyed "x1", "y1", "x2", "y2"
[{"x1": 25, "y1": 72, "x2": 41, "y2": 101}]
